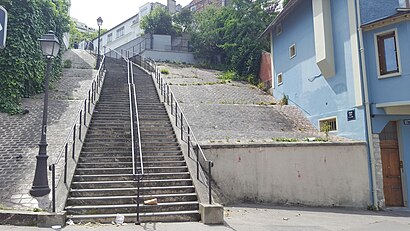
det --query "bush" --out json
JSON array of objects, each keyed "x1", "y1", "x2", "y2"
[
  {"x1": 160, "y1": 69, "x2": 169, "y2": 74},
  {"x1": 0, "y1": 0, "x2": 70, "y2": 114},
  {"x1": 63, "y1": 59, "x2": 72, "y2": 68}
]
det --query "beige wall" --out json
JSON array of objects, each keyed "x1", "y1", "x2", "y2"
[{"x1": 202, "y1": 142, "x2": 370, "y2": 208}]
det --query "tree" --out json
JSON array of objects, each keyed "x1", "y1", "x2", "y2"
[
  {"x1": 140, "y1": 6, "x2": 175, "y2": 35},
  {"x1": 190, "y1": 0, "x2": 278, "y2": 79},
  {"x1": 0, "y1": 0, "x2": 70, "y2": 114},
  {"x1": 173, "y1": 8, "x2": 193, "y2": 33}
]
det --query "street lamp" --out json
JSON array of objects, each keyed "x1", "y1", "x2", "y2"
[
  {"x1": 30, "y1": 31, "x2": 60, "y2": 197},
  {"x1": 96, "y1": 16, "x2": 103, "y2": 69}
]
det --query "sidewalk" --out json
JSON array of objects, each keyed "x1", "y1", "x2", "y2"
[
  {"x1": 0, "y1": 50, "x2": 96, "y2": 210},
  {"x1": 2, "y1": 204, "x2": 410, "y2": 230}
]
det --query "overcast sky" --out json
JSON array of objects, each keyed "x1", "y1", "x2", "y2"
[{"x1": 70, "y1": 0, "x2": 192, "y2": 30}]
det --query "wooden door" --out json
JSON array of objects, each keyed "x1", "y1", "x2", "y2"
[{"x1": 380, "y1": 121, "x2": 404, "y2": 206}]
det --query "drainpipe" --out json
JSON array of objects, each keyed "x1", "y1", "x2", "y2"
[{"x1": 356, "y1": 0, "x2": 379, "y2": 210}]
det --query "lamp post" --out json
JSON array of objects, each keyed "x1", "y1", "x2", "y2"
[
  {"x1": 96, "y1": 16, "x2": 103, "y2": 69},
  {"x1": 30, "y1": 31, "x2": 60, "y2": 197}
]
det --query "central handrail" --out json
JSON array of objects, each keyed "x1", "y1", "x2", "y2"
[{"x1": 129, "y1": 54, "x2": 214, "y2": 205}]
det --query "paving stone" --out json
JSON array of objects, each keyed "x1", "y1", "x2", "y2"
[
  {"x1": 159, "y1": 63, "x2": 346, "y2": 144},
  {"x1": 0, "y1": 50, "x2": 96, "y2": 211}
]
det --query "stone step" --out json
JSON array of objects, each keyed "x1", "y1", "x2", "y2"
[
  {"x1": 79, "y1": 155, "x2": 184, "y2": 163},
  {"x1": 66, "y1": 193, "x2": 198, "y2": 206},
  {"x1": 68, "y1": 210, "x2": 200, "y2": 223},
  {"x1": 73, "y1": 172, "x2": 190, "y2": 181},
  {"x1": 77, "y1": 160, "x2": 186, "y2": 169},
  {"x1": 75, "y1": 166, "x2": 188, "y2": 175},
  {"x1": 71, "y1": 179, "x2": 193, "y2": 189},
  {"x1": 65, "y1": 201, "x2": 199, "y2": 215},
  {"x1": 69, "y1": 185, "x2": 196, "y2": 197}
]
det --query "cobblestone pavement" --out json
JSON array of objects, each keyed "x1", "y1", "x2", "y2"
[
  {"x1": 0, "y1": 50, "x2": 96, "y2": 210},
  {"x1": 158, "y1": 64, "x2": 342, "y2": 144}
]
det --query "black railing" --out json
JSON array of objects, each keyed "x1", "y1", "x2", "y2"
[
  {"x1": 131, "y1": 55, "x2": 214, "y2": 204},
  {"x1": 49, "y1": 55, "x2": 106, "y2": 212},
  {"x1": 106, "y1": 46, "x2": 144, "y2": 224}
]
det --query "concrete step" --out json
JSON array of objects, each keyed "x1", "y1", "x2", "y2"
[
  {"x1": 66, "y1": 193, "x2": 198, "y2": 206},
  {"x1": 68, "y1": 210, "x2": 200, "y2": 223},
  {"x1": 73, "y1": 172, "x2": 190, "y2": 181},
  {"x1": 71, "y1": 179, "x2": 193, "y2": 189},
  {"x1": 65, "y1": 201, "x2": 199, "y2": 215},
  {"x1": 69, "y1": 185, "x2": 196, "y2": 197}
]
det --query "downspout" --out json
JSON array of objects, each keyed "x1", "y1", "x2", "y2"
[{"x1": 356, "y1": 0, "x2": 379, "y2": 210}]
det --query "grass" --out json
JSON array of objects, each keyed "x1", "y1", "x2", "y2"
[
  {"x1": 256, "y1": 101, "x2": 276, "y2": 106},
  {"x1": 63, "y1": 59, "x2": 72, "y2": 68},
  {"x1": 160, "y1": 69, "x2": 170, "y2": 75},
  {"x1": 272, "y1": 137, "x2": 299, "y2": 142}
]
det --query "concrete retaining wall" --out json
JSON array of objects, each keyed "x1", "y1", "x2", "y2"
[
  {"x1": 202, "y1": 142, "x2": 370, "y2": 208},
  {"x1": 141, "y1": 50, "x2": 196, "y2": 64}
]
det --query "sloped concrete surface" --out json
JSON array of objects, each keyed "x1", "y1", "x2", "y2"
[
  {"x1": 158, "y1": 63, "x2": 346, "y2": 144},
  {"x1": 0, "y1": 49, "x2": 96, "y2": 211}
]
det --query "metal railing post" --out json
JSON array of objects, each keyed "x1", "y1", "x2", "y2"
[
  {"x1": 72, "y1": 125, "x2": 76, "y2": 159},
  {"x1": 188, "y1": 127, "x2": 191, "y2": 158},
  {"x1": 181, "y1": 114, "x2": 183, "y2": 141},
  {"x1": 88, "y1": 91, "x2": 91, "y2": 114},
  {"x1": 83, "y1": 100, "x2": 87, "y2": 125},
  {"x1": 208, "y1": 161, "x2": 213, "y2": 204},
  {"x1": 136, "y1": 175, "x2": 140, "y2": 225},
  {"x1": 79, "y1": 111, "x2": 83, "y2": 140},
  {"x1": 64, "y1": 143, "x2": 68, "y2": 183},
  {"x1": 171, "y1": 94, "x2": 174, "y2": 115},
  {"x1": 196, "y1": 145, "x2": 199, "y2": 180},
  {"x1": 175, "y1": 102, "x2": 178, "y2": 126},
  {"x1": 166, "y1": 85, "x2": 170, "y2": 105},
  {"x1": 50, "y1": 164, "x2": 56, "y2": 212}
]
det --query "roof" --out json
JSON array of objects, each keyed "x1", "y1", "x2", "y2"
[
  {"x1": 260, "y1": 0, "x2": 302, "y2": 38},
  {"x1": 361, "y1": 10, "x2": 410, "y2": 30}
]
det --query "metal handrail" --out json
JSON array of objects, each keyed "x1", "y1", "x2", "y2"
[
  {"x1": 130, "y1": 63, "x2": 144, "y2": 176},
  {"x1": 132, "y1": 55, "x2": 214, "y2": 204},
  {"x1": 49, "y1": 55, "x2": 106, "y2": 212}
]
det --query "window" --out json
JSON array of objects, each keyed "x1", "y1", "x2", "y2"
[
  {"x1": 398, "y1": 0, "x2": 410, "y2": 8},
  {"x1": 277, "y1": 73, "x2": 283, "y2": 86},
  {"x1": 319, "y1": 117, "x2": 337, "y2": 132},
  {"x1": 190, "y1": 5, "x2": 197, "y2": 11},
  {"x1": 116, "y1": 27, "x2": 124, "y2": 39},
  {"x1": 376, "y1": 30, "x2": 400, "y2": 77},
  {"x1": 107, "y1": 33, "x2": 113, "y2": 42},
  {"x1": 275, "y1": 23, "x2": 282, "y2": 36},
  {"x1": 289, "y1": 44, "x2": 296, "y2": 59}
]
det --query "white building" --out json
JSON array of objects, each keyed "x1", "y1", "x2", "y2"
[{"x1": 93, "y1": 1, "x2": 179, "y2": 53}]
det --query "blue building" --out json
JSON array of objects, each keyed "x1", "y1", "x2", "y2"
[{"x1": 262, "y1": 0, "x2": 410, "y2": 208}]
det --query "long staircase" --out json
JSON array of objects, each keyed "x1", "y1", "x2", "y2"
[{"x1": 65, "y1": 58, "x2": 200, "y2": 223}]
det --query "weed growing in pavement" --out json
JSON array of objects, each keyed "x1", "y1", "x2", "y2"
[
  {"x1": 161, "y1": 69, "x2": 170, "y2": 74},
  {"x1": 272, "y1": 137, "x2": 299, "y2": 142}
]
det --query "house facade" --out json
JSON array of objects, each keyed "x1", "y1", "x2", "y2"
[
  {"x1": 185, "y1": 0, "x2": 229, "y2": 12},
  {"x1": 263, "y1": 0, "x2": 410, "y2": 209},
  {"x1": 92, "y1": 1, "x2": 178, "y2": 53}
]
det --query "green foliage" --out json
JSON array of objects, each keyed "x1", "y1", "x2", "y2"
[
  {"x1": 173, "y1": 8, "x2": 193, "y2": 33},
  {"x1": 272, "y1": 137, "x2": 298, "y2": 142},
  {"x1": 218, "y1": 70, "x2": 236, "y2": 81},
  {"x1": 279, "y1": 94, "x2": 289, "y2": 105},
  {"x1": 141, "y1": 6, "x2": 176, "y2": 35},
  {"x1": 160, "y1": 69, "x2": 169, "y2": 74},
  {"x1": 63, "y1": 59, "x2": 72, "y2": 68},
  {"x1": 68, "y1": 20, "x2": 107, "y2": 48},
  {"x1": 0, "y1": 0, "x2": 70, "y2": 114},
  {"x1": 190, "y1": 0, "x2": 278, "y2": 78}
]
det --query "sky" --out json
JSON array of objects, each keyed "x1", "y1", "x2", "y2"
[{"x1": 70, "y1": 0, "x2": 192, "y2": 30}]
